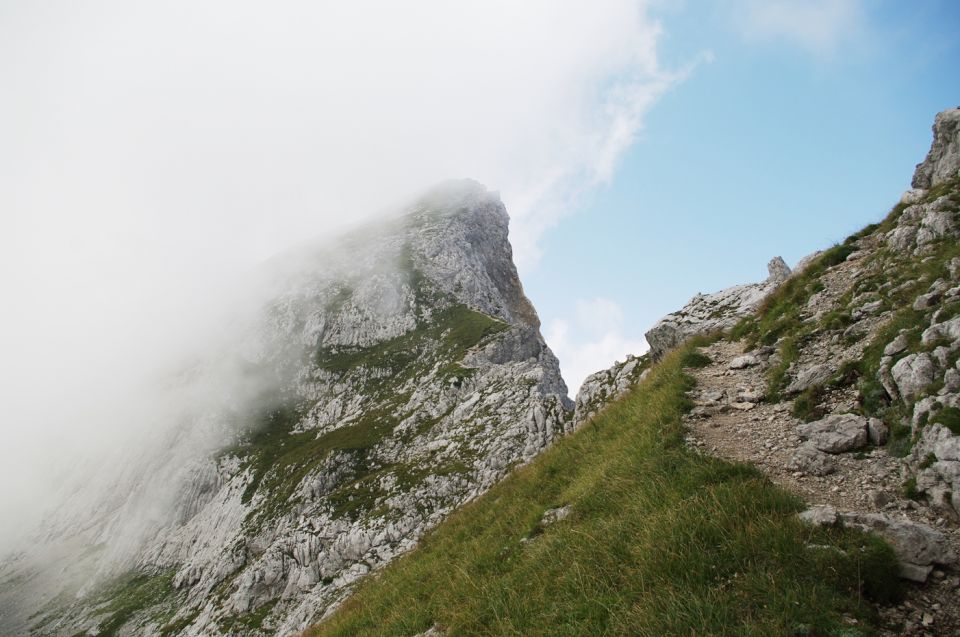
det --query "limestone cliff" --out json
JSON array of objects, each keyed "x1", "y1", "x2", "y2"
[{"x1": 0, "y1": 180, "x2": 572, "y2": 637}]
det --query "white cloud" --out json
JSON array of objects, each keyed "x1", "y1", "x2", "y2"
[
  {"x1": 0, "y1": 1, "x2": 682, "y2": 550},
  {"x1": 545, "y1": 298, "x2": 649, "y2": 395},
  {"x1": 733, "y1": 0, "x2": 865, "y2": 55}
]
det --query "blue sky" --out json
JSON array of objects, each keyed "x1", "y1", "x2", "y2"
[{"x1": 531, "y1": 0, "x2": 960, "y2": 390}]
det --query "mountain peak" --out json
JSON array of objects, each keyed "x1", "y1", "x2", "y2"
[{"x1": 912, "y1": 107, "x2": 960, "y2": 189}]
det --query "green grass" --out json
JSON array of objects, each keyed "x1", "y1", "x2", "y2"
[
  {"x1": 315, "y1": 304, "x2": 506, "y2": 379},
  {"x1": 305, "y1": 342, "x2": 900, "y2": 637},
  {"x1": 931, "y1": 407, "x2": 960, "y2": 435},
  {"x1": 680, "y1": 349, "x2": 713, "y2": 368},
  {"x1": 792, "y1": 385, "x2": 827, "y2": 422},
  {"x1": 81, "y1": 571, "x2": 175, "y2": 637}
]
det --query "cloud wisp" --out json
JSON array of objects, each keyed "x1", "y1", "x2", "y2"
[{"x1": 732, "y1": 0, "x2": 866, "y2": 56}]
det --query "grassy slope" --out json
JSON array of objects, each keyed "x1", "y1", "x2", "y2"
[{"x1": 306, "y1": 340, "x2": 899, "y2": 637}]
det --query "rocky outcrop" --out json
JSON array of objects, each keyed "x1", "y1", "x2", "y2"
[
  {"x1": 2, "y1": 180, "x2": 573, "y2": 637},
  {"x1": 644, "y1": 257, "x2": 791, "y2": 359},
  {"x1": 913, "y1": 107, "x2": 960, "y2": 189},
  {"x1": 573, "y1": 354, "x2": 648, "y2": 426},
  {"x1": 795, "y1": 414, "x2": 869, "y2": 454},
  {"x1": 799, "y1": 506, "x2": 956, "y2": 583}
]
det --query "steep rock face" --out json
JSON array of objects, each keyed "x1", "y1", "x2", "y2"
[
  {"x1": 573, "y1": 354, "x2": 649, "y2": 426},
  {"x1": 2, "y1": 180, "x2": 572, "y2": 637},
  {"x1": 912, "y1": 107, "x2": 960, "y2": 189},
  {"x1": 643, "y1": 256, "x2": 791, "y2": 359}
]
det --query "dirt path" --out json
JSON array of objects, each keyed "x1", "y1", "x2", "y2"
[{"x1": 684, "y1": 339, "x2": 960, "y2": 636}]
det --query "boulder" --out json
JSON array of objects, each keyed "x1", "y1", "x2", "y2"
[
  {"x1": 798, "y1": 505, "x2": 838, "y2": 526},
  {"x1": 729, "y1": 354, "x2": 760, "y2": 370},
  {"x1": 922, "y1": 317, "x2": 960, "y2": 347},
  {"x1": 786, "y1": 444, "x2": 837, "y2": 476},
  {"x1": 886, "y1": 225, "x2": 918, "y2": 252},
  {"x1": 891, "y1": 353, "x2": 937, "y2": 401},
  {"x1": 913, "y1": 291, "x2": 942, "y2": 311},
  {"x1": 900, "y1": 188, "x2": 927, "y2": 205},
  {"x1": 540, "y1": 505, "x2": 572, "y2": 527},
  {"x1": 795, "y1": 414, "x2": 869, "y2": 454},
  {"x1": 917, "y1": 209, "x2": 958, "y2": 246},
  {"x1": 867, "y1": 418, "x2": 889, "y2": 446},
  {"x1": 785, "y1": 363, "x2": 833, "y2": 394},
  {"x1": 852, "y1": 299, "x2": 883, "y2": 320},
  {"x1": 840, "y1": 512, "x2": 956, "y2": 582},
  {"x1": 883, "y1": 331, "x2": 910, "y2": 357}
]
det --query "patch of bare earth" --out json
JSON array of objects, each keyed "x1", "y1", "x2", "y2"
[{"x1": 684, "y1": 339, "x2": 960, "y2": 636}]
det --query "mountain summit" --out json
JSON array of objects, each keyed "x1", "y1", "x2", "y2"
[{"x1": 2, "y1": 180, "x2": 571, "y2": 636}]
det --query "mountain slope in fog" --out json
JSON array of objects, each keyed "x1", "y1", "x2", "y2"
[{"x1": 1, "y1": 180, "x2": 571, "y2": 636}]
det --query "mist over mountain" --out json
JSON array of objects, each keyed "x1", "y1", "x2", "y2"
[
  {"x1": 3, "y1": 3, "x2": 959, "y2": 636},
  {"x1": 1, "y1": 181, "x2": 573, "y2": 636}
]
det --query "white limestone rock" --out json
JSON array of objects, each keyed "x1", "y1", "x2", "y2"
[
  {"x1": 795, "y1": 414, "x2": 869, "y2": 454},
  {"x1": 891, "y1": 353, "x2": 938, "y2": 401},
  {"x1": 912, "y1": 107, "x2": 960, "y2": 189},
  {"x1": 840, "y1": 512, "x2": 956, "y2": 582},
  {"x1": 644, "y1": 257, "x2": 791, "y2": 359},
  {"x1": 573, "y1": 354, "x2": 648, "y2": 426}
]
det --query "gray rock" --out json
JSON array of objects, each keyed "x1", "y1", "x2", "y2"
[
  {"x1": 900, "y1": 188, "x2": 928, "y2": 205},
  {"x1": 914, "y1": 291, "x2": 942, "y2": 310},
  {"x1": 917, "y1": 208, "x2": 958, "y2": 246},
  {"x1": 795, "y1": 414, "x2": 869, "y2": 454},
  {"x1": 891, "y1": 353, "x2": 938, "y2": 401},
  {"x1": 922, "y1": 317, "x2": 960, "y2": 347},
  {"x1": 785, "y1": 363, "x2": 833, "y2": 394},
  {"x1": 699, "y1": 389, "x2": 726, "y2": 403},
  {"x1": 943, "y1": 368, "x2": 960, "y2": 394},
  {"x1": 883, "y1": 331, "x2": 911, "y2": 357},
  {"x1": 878, "y1": 355, "x2": 900, "y2": 402},
  {"x1": 912, "y1": 107, "x2": 960, "y2": 189},
  {"x1": 767, "y1": 256, "x2": 792, "y2": 282},
  {"x1": 644, "y1": 257, "x2": 790, "y2": 359},
  {"x1": 868, "y1": 418, "x2": 889, "y2": 446},
  {"x1": 736, "y1": 388, "x2": 764, "y2": 403},
  {"x1": 798, "y1": 505, "x2": 838, "y2": 526},
  {"x1": 786, "y1": 444, "x2": 838, "y2": 476},
  {"x1": 840, "y1": 512, "x2": 956, "y2": 582},
  {"x1": 729, "y1": 354, "x2": 760, "y2": 370},
  {"x1": 540, "y1": 505, "x2": 572, "y2": 526},
  {"x1": 886, "y1": 225, "x2": 918, "y2": 252},
  {"x1": 573, "y1": 354, "x2": 647, "y2": 426},
  {"x1": 852, "y1": 299, "x2": 883, "y2": 320}
]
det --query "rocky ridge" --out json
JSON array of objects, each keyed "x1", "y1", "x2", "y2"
[
  {"x1": 643, "y1": 256, "x2": 792, "y2": 359},
  {"x1": 578, "y1": 107, "x2": 960, "y2": 634},
  {"x1": 0, "y1": 180, "x2": 572, "y2": 636}
]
